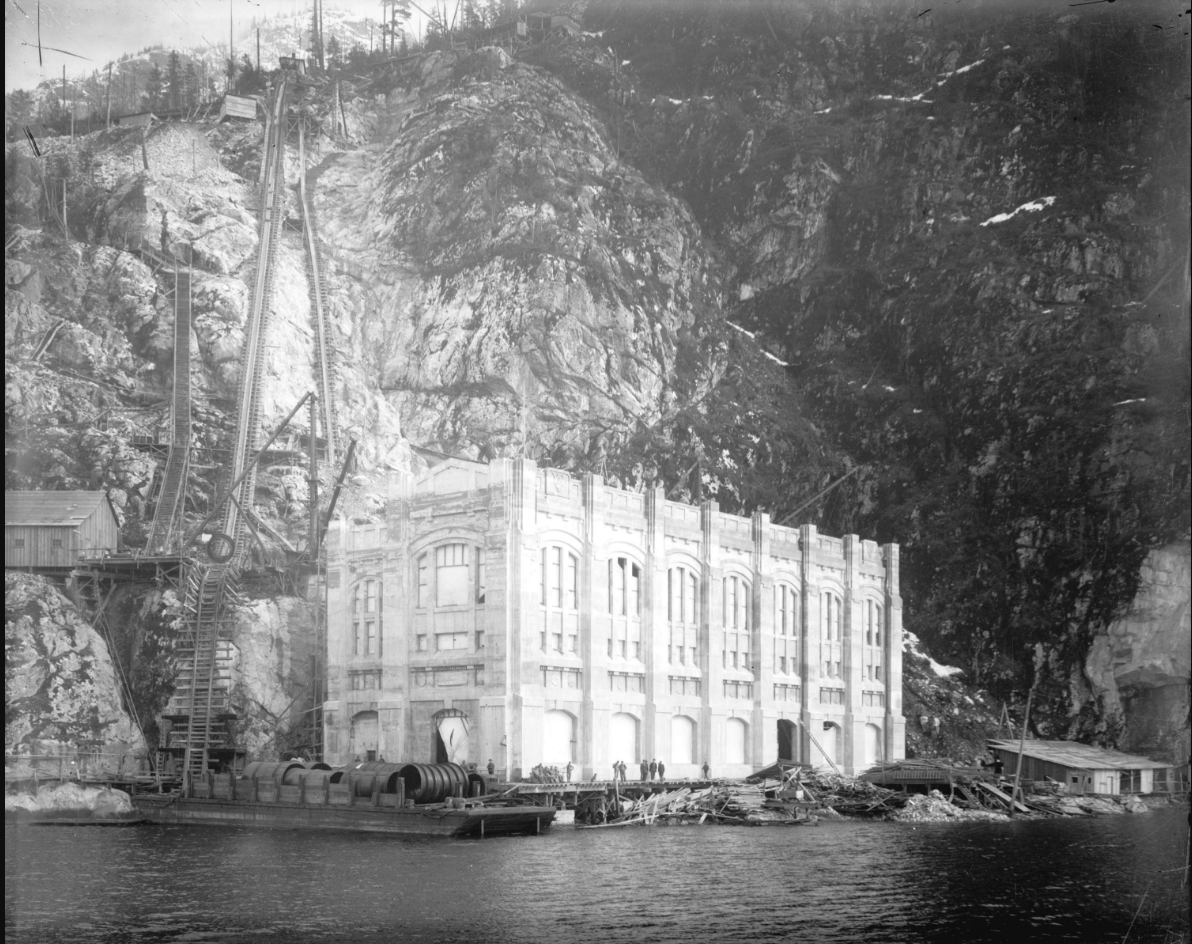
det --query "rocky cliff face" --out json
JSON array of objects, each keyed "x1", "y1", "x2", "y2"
[
  {"x1": 315, "y1": 48, "x2": 726, "y2": 461},
  {"x1": 5, "y1": 574, "x2": 146, "y2": 771},
  {"x1": 3, "y1": 1, "x2": 1187, "y2": 762},
  {"x1": 546, "y1": 0, "x2": 1189, "y2": 744},
  {"x1": 1084, "y1": 543, "x2": 1191, "y2": 764}
]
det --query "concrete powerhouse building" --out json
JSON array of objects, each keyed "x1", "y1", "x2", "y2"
[{"x1": 323, "y1": 458, "x2": 905, "y2": 778}]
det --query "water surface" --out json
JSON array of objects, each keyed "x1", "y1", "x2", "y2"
[{"x1": 5, "y1": 807, "x2": 1189, "y2": 943}]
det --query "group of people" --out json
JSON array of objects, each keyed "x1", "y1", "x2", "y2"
[{"x1": 610, "y1": 759, "x2": 668, "y2": 782}]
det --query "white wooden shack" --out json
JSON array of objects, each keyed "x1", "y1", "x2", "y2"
[
  {"x1": 5, "y1": 491, "x2": 121, "y2": 569},
  {"x1": 218, "y1": 95, "x2": 258, "y2": 122},
  {"x1": 988, "y1": 738, "x2": 1174, "y2": 795},
  {"x1": 116, "y1": 111, "x2": 158, "y2": 128}
]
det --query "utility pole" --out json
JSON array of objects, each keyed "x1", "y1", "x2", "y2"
[
  {"x1": 106, "y1": 63, "x2": 113, "y2": 129},
  {"x1": 257, "y1": 28, "x2": 261, "y2": 71},
  {"x1": 229, "y1": 0, "x2": 234, "y2": 93},
  {"x1": 319, "y1": 0, "x2": 326, "y2": 71}
]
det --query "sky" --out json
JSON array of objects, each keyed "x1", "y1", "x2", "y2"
[{"x1": 4, "y1": 0, "x2": 432, "y2": 92}]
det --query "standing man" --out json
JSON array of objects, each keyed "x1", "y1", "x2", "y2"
[
  {"x1": 657, "y1": 759, "x2": 666, "y2": 782},
  {"x1": 649, "y1": 758, "x2": 658, "y2": 781},
  {"x1": 613, "y1": 760, "x2": 620, "y2": 782},
  {"x1": 566, "y1": 761, "x2": 574, "y2": 782},
  {"x1": 487, "y1": 758, "x2": 495, "y2": 776},
  {"x1": 619, "y1": 760, "x2": 628, "y2": 783},
  {"x1": 640, "y1": 759, "x2": 648, "y2": 782},
  {"x1": 701, "y1": 759, "x2": 710, "y2": 780}
]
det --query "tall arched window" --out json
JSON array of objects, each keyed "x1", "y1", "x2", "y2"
[
  {"x1": 413, "y1": 544, "x2": 485, "y2": 653},
  {"x1": 722, "y1": 575, "x2": 750, "y2": 671},
  {"x1": 821, "y1": 590, "x2": 843, "y2": 680},
  {"x1": 774, "y1": 583, "x2": 798, "y2": 676},
  {"x1": 667, "y1": 565, "x2": 699, "y2": 667},
  {"x1": 608, "y1": 556, "x2": 643, "y2": 660},
  {"x1": 671, "y1": 715, "x2": 696, "y2": 766},
  {"x1": 725, "y1": 717, "x2": 748, "y2": 765},
  {"x1": 541, "y1": 545, "x2": 579, "y2": 653},
  {"x1": 863, "y1": 599, "x2": 884, "y2": 685},
  {"x1": 351, "y1": 577, "x2": 382, "y2": 658},
  {"x1": 436, "y1": 543, "x2": 469, "y2": 606}
]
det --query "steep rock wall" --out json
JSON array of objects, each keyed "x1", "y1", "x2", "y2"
[
  {"x1": 315, "y1": 48, "x2": 727, "y2": 460},
  {"x1": 4, "y1": 573, "x2": 147, "y2": 771},
  {"x1": 1084, "y1": 543, "x2": 1191, "y2": 765}
]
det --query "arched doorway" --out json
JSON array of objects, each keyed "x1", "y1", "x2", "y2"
[
  {"x1": 543, "y1": 710, "x2": 575, "y2": 765},
  {"x1": 816, "y1": 722, "x2": 840, "y2": 768},
  {"x1": 609, "y1": 712, "x2": 639, "y2": 765},
  {"x1": 671, "y1": 715, "x2": 695, "y2": 765},
  {"x1": 725, "y1": 718, "x2": 748, "y2": 765},
  {"x1": 777, "y1": 719, "x2": 798, "y2": 762},
  {"x1": 350, "y1": 711, "x2": 379, "y2": 762},
  {"x1": 432, "y1": 708, "x2": 469, "y2": 764},
  {"x1": 863, "y1": 723, "x2": 883, "y2": 767}
]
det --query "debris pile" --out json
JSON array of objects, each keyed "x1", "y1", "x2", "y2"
[{"x1": 890, "y1": 790, "x2": 1009, "y2": 823}]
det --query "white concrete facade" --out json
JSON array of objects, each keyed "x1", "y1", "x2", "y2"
[{"x1": 322, "y1": 458, "x2": 905, "y2": 778}]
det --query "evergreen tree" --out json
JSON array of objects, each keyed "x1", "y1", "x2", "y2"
[
  {"x1": 167, "y1": 50, "x2": 182, "y2": 111},
  {"x1": 144, "y1": 63, "x2": 165, "y2": 112},
  {"x1": 326, "y1": 35, "x2": 341, "y2": 69},
  {"x1": 6, "y1": 89, "x2": 36, "y2": 138},
  {"x1": 184, "y1": 62, "x2": 198, "y2": 109}
]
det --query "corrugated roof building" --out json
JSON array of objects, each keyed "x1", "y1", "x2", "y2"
[
  {"x1": 4, "y1": 491, "x2": 121, "y2": 570},
  {"x1": 988, "y1": 738, "x2": 1176, "y2": 795}
]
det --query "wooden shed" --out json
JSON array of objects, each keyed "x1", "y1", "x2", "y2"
[
  {"x1": 5, "y1": 491, "x2": 121, "y2": 569},
  {"x1": 116, "y1": 111, "x2": 158, "y2": 128},
  {"x1": 218, "y1": 94, "x2": 258, "y2": 122},
  {"x1": 988, "y1": 738, "x2": 1172, "y2": 796},
  {"x1": 279, "y1": 56, "x2": 308, "y2": 75}
]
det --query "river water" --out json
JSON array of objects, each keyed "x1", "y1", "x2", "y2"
[{"x1": 5, "y1": 807, "x2": 1189, "y2": 944}]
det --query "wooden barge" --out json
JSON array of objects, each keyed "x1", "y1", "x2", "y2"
[{"x1": 131, "y1": 761, "x2": 556, "y2": 838}]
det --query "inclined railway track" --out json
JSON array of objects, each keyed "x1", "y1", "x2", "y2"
[
  {"x1": 173, "y1": 84, "x2": 294, "y2": 778},
  {"x1": 298, "y1": 121, "x2": 340, "y2": 467},
  {"x1": 146, "y1": 268, "x2": 192, "y2": 553}
]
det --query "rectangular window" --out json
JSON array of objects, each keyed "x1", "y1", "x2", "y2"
[
  {"x1": 353, "y1": 622, "x2": 361, "y2": 656},
  {"x1": 476, "y1": 550, "x2": 486, "y2": 604},
  {"x1": 416, "y1": 634, "x2": 428, "y2": 651},
  {"x1": 566, "y1": 554, "x2": 577, "y2": 609},
  {"x1": 476, "y1": 630, "x2": 485, "y2": 650},
  {"x1": 819, "y1": 688, "x2": 845, "y2": 706},
  {"x1": 365, "y1": 621, "x2": 376, "y2": 655},
  {"x1": 417, "y1": 555, "x2": 428, "y2": 608},
  {"x1": 436, "y1": 544, "x2": 469, "y2": 606},
  {"x1": 609, "y1": 672, "x2": 645, "y2": 693},
  {"x1": 365, "y1": 580, "x2": 378, "y2": 613},
  {"x1": 15, "y1": 538, "x2": 25, "y2": 548},
  {"x1": 437, "y1": 631, "x2": 468, "y2": 651},
  {"x1": 568, "y1": 632, "x2": 578, "y2": 653},
  {"x1": 51, "y1": 537, "x2": 63, "y2": 548},
  {"x1": 552, "y1": 547, "x2": 562, "y2": 608}
]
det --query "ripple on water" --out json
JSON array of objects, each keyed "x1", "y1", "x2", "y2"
[{"x1": 5, "y1": 811, "x2": 1190, "y2": 944}]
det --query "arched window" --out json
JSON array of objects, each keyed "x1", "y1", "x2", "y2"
[
  {"x1": 436, "y1": 543, "x2": 469, "y2": 606},
  {"x1": 349, "y1": 710, "x2": 379, "y2": 762},
  {"x1": 667, "y1": 565, "x2": 699, "y2": 667},
  {"x1": 608, "y1": 555, "x2": 643, "y2": 660},
  {"x1": 609, "y1": 712, "x2": 640, "y2": 764},
  {"x1": 671, "y1": 715, "x2": 696, "y2": 765},
  {"x1": 817, "y1": 722, "x2": 840, "y2": 768},
  {"x1": 773, "y1": 583, "x2": 798, "y2": 676},
  {"x1": 863, "y1": 599, "x2": 884, "y2": 685},
  {"x1": 351, "y1": 577, "x2": 382, "y2": 658},
  {"x1": 725, "y1": 717, "x2": 748, "y2": 766},
  {"x1": 541, "y1": 545, "x2": 579, "y2": 654},
  {"x1": 863, "y1": 723, "x2": 883, "y2": 766},
  {"x1": 543, "y1": 709, "x2": 575, "y2": 765},
  {"x1": 821, "y1": 590, "x2": 843, "y2": 680},
  {"x1": 722, "y1": 575, "x2": 750, "y2": 671}
]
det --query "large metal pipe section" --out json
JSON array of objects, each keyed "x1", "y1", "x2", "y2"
[
  {"x1": 397, "y1": 763, "x2": 470, "y2": 804},
  {"x1": 281, "y1": 766, "x2": 334, "y2": 787},
  {"x1": 240, "y1": 761, "x2": 305, "y2": 783}
]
